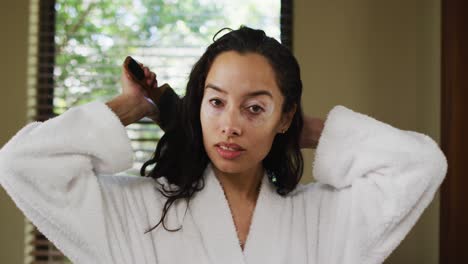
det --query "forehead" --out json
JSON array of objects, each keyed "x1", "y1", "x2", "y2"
[{"x1": 204, "y1": 51, "x2": 281, "y2": 99}]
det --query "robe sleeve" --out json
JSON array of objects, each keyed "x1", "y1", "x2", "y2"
[
  {"x1": 311, "y1": 105, "x2": 447, "y2": 264},
  {"x1": 0, "y1": 101, "x2": 134, "y2": 263}
]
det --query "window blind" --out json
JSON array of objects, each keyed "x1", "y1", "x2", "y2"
[{"x1": 25, "y1": 0, "x2": 293, "y2": 262}]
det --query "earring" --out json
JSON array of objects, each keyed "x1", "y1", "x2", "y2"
[{"x1": 267, "y1": 170, "x2": 278, "y2": 184}]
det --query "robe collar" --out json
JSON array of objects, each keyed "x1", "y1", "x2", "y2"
[{"x1": 188, "y1": 162, "x2": 284, "y2": 264}]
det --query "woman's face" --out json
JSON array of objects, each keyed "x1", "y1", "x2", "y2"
[{"x1": 200, "y1": 51, "x2": 294, "y2": 174}]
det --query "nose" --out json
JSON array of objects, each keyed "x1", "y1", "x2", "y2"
[{"x1": 221, "y1": 108, "x2": 242, "y2": 137}]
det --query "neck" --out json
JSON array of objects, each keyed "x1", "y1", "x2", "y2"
[{"x1": 213, "y1": 164, "x2": 263, "y2": 203}]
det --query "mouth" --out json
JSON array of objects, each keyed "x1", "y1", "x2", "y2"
[{"x1": 215, "y1": 143, "x2": 246, "y2": 160}]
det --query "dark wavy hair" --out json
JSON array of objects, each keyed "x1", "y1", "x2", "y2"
[{"x1": 140, "y1": 25, "x2": 304, "y2": 234}]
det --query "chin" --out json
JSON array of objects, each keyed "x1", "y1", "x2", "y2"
[
  {"x1": 211, "y1": 158, "x2": 244, "y2": 174},
  {"x1": 206, "y1": 149, "x2": 250, "y2": 174}
]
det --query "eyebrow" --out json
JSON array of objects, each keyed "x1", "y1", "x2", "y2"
[{"x1": 205, "y1": 83, "x2": 273, "y2": 99}]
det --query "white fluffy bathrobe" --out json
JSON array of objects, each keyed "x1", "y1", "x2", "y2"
[{"x1": 0, "y1": 101, "x2": 447, "y2": 264}]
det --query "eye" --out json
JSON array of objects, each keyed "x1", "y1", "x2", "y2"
[
  {"x1": 248, "y1": 105, "x2": 264, "y2": 115},
  {"x1": 209, "y1": 98, "x2": 223, "y2": 107}
]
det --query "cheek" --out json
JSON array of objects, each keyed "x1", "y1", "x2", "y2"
[
  {"x1": 201, "y1": 101, "x2": 221, "y2": 119},
  {"x1": 248, "y1": 117, "x2": 279, "y2": 150},
  {"x1": 200, "y1": 102, "x2": 221, "y2": 135},
  {"x1": 247, "y1": 129, "x2": 277, "y2": 162},
  {"x1": 200, "y1": 103, "x2": 212, "y2": 135}
]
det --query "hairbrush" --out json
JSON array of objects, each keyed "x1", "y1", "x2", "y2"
[{"x1": 123, "y1": 56, "x2": 181, "y2": 131}]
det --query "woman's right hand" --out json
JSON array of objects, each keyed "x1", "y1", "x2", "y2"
[{"x1": 120, "y1": 62, "x2": 160, "y2": 122}]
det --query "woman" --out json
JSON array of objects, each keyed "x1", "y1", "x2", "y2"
[{"x1": 0, "y1": 26, "x2": 447, "y2": 264}]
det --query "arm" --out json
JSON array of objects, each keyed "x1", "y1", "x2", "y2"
[
  {"x1": 117, "y1": 61, "x2": 182, "y2": 132},
  {"x1": 0, "y1": 100, "x2": 134, "y2": 263},
  {"x1": 105, "y1": 94, "x2": 149, "y2": 127},
  {"x1": 308, "y1": 105, "x2": 447, "y2": 263},
  {"x1": 300, "y1": 115, "x2": 325, "y2": 149}
]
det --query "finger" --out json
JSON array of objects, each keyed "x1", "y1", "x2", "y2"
[
  {"x1": 122, "y1": 69, "x2": 132, "y2": 82},
  {"x1": 153, "y1": 72, "x2": 157, "y2": 84},
  {"x1": 147, "y1": 72, "x2": 156, "y2": 87},
  {"x1": 146, "y1": 73, "x2": 153, "y2": 87},
  {"x1": 148, "y1": 72, "x2": 155, "y2": 86},
  {"x1": 152, "y1": 77, "x2": 158, "y2": 89},
  {"x1": 122, "y1": 64, "x2": 129, "y2": 74}
]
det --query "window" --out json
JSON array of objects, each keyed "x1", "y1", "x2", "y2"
[{"x1": 26, "y1": 0, "x2": 292, "y2": 262}]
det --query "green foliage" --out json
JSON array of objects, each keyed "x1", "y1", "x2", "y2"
[
  {"x1": 53, "y1": 0, "x2": 226, "y2": 112},
  {"x1": 53, "y1": 0, "x2": 280, "y2": 111}
]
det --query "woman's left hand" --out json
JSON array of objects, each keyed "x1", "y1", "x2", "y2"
[{"x1": 300, "y1": 115, "x2": 325, "y2": 149}]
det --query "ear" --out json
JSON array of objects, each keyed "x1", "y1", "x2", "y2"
[{"x1": 278, "y1": 103, "x2": 297, "y2": 133}]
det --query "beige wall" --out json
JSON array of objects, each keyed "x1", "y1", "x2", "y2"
[
  {"x1": 0, "y1": 1, "x2": 29, "y2": 263},
  {"x1": 0, "y1": 0, "x2": 441, "y2": 263},
  {"x1": 295, "y1": 0, "x2": 441, "y2": 263}
]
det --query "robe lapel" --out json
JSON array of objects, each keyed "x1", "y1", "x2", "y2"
[
  {"x1": 189, "y1": 163, "x2": 246, "y2": 263},
  {"x1": 242, "y1": 168, "x2": 283, "y2": 264},
  {"x1": 189, "y1": 163, "x2": 284, "y2": 264}
]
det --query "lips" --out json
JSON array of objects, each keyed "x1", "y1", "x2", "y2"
[
  {"x1": 215, "y1": 142, "x2": 245, "y2": 159},
  {"x1": 215, "y1": 142, "x2": 246, "y2": 151}
]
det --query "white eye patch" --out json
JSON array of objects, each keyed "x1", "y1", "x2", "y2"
[
  {"x1": 248, "y1": 103, "x2": 274, "y2": 127},
  {"x1": 201, "y1": 99, "x2": 221, "y2": 118}
]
